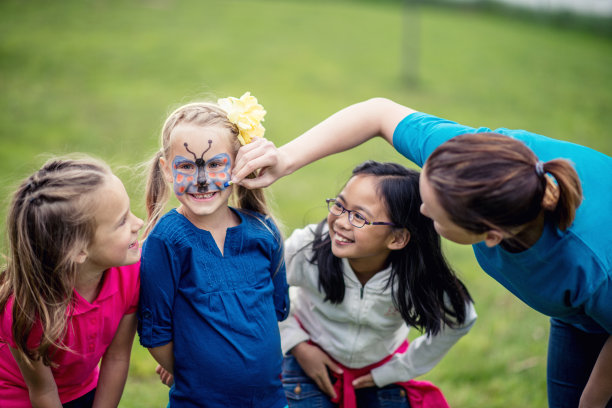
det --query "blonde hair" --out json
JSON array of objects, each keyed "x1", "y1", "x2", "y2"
[
  {"x1": 0, "y1": 157, "x2": 111, "y2": 366},
  {"x1": 144, "y1": 102, "x2": 272, "y2": 238}
]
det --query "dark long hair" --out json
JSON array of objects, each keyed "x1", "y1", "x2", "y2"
[{"x1": 309, "y1": 160, "x2": 472, "y2": 336}]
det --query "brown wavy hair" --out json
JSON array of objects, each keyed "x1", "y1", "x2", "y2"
[
  {"x1": 424, "y1": 133, "x2": 582, "y2": 235},
  {"x1": 0, "y1": 157, "x2": 111, "y2": 366}
]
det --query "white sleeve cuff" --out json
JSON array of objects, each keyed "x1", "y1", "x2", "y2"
[{"x1": 279, "y1": 316, "x2": 311, "y2": 355}]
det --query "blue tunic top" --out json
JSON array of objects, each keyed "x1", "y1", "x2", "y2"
[
  {"x1": 138, "y1": 208, "x2": 289, "y2": 408},
  {"x1": 393, "y1": 112, "x2": 612, "y2": 334}
]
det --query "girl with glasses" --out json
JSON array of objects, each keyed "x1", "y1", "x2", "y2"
[{"x1": 280, "y1": 160, "x2": 476, "y2": 408}]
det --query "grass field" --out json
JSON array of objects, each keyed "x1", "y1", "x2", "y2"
[{"x1": 1, "y1": 0, "x2": 611, "y2": 406}]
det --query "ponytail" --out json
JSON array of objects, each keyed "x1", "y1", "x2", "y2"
[
  {"x1": 234, "y1": 183, "x2": 269, "y2": 216},
  {"x1": 143, "y1": 150, "x2": 170, "y2": 238},
  {"x1": 541, "y1": 159, "x2": 582, "y2": 231}
]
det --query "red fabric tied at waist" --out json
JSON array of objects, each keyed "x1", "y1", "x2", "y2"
[{"x1": 328, "y1": 340, "x2": 450, "y2": 408}]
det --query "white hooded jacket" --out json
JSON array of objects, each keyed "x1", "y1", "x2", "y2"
[{"x1": 279, "y1": 224, "x2": 477, "y2": 387}]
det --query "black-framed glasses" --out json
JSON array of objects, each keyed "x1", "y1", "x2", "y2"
[{"x1": 326, "y1": 198, "x2": 398, "y2": 228}]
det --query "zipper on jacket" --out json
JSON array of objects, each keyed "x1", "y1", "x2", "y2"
[{"x1": 349, "y1": 284, "x2": 366, "y2": 365}]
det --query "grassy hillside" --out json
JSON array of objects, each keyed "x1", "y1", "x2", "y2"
[{"x1": 1, "y1": 0, "x2": 610, "y2": 406}]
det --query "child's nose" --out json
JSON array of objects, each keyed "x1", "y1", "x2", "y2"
[
  {"x1": 335, "y1": 211, "x2": 353, "y2": 229},
  {"x1": 197, "y1": 171, "x2": 208, "y2": 187},
  {"x1": 419, "y1": 203, "x2": 428, "y2": 217},
  {"x1": 132, "y1": 214, "x2": 144, "y2": 231}
]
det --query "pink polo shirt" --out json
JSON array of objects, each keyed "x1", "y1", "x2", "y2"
[{"x1": 0, "y1": 262, "x2": 140, "y2": 407}]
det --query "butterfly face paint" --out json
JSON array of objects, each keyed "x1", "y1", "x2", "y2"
[{"x1": 171, "y1": 140, "x2": 232, "y2": 196}]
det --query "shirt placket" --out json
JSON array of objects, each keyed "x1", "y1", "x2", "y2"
[{"x1": 86, "y1": 305, "x2": 100, "y2": 353}]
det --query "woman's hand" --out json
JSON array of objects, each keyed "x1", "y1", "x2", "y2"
[
  {"x1": 579, "y1": 335, "x2": 612, "y2": 408},
  {"x1": 291, "y1": 342, "x2": 343, "y2": 399},
  {"x1": 231, "y1": 137, "x2": 288, "y2": 189},
  {"x1": 155, "y1": 364, "x2": 174, "y2": 387}
]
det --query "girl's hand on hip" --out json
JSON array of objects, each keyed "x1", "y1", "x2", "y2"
[
  {"x1": 155, "y1": 364, "x2": 174, "y2": 387},
  {"x1": 352, "y1": 373, "x2": 375, "y2": 389},
  {"x1": 291, "y1": 342, "x2": 343, "y2": 399}
]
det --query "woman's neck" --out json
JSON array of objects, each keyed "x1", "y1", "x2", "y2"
[{"x1": 500, "y1": 212, "x2": 546, "y2": 253}]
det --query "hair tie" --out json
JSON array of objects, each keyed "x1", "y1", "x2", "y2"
[{"x1": 535, "y1": 161, "x2": 545, "y2": 177}]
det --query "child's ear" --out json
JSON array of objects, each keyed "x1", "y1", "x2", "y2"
[
  {"x1": 387, "y1": 228, "x2": 410, "y2": 251},
  {"x1": 74, "y1": 250, "x2": 88, "y2": 264},
  {"x1": 159, "y1": 157, "x2": 173, "y2": 184},
  {"x1": 484, "y1": 230, "x2": 505, "y2": 247}
]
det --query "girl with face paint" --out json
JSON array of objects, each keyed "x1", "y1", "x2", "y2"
[{"x1": 138, "y1": 99, "x2": 289, "y2": 408}]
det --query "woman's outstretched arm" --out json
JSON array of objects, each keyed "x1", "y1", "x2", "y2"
[{"x1": 231, "y1": 98, "x2": 415, "y2": 189}]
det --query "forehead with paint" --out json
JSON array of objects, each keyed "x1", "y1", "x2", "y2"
[{"x1": 166, "y1": 124, "x2": 235, "y2": 196}]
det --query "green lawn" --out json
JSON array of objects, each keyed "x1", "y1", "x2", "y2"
[{"x1": 1, "y1": 0, "x2": 611, "y2": 406}]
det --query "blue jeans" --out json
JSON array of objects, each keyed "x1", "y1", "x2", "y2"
[
  {"x1": 281, "y1": 355, "x2": 411, "y2": 408},
  {"x1": 547, "y1": 318, "x2": 612, "y2": 408},
  {"x1": 62, "y1": 388, "x2": 96, "y2": 408}
]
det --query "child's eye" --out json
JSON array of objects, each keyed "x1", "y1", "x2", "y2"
[
  {"x1": 207, "y1": 161, "x2": 223, "y2": 169},
  {"x1": 333, "y1": 202, "x2": 343, "y2": 211},
  {"x1": 353, "y1": 212, "x2": 367, "y2": 222},
  {"x1": 177, "y1": 163, "x2": 195, "y2": 172}
]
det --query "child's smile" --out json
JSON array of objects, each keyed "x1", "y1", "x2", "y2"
[
  {"x1": 162, "y1": 123, "x2": 236, "y2": 223},
  {"x1": 332, "y1": 230, "x2": 354, "y2": 245},
  {"x1": 327, "y1": 175, "x2": 396, "y2": 275},
  {"x1": 191, "y1": 191, "x2": 217, "y2": 199},
  {"x1": 86, "y1": 174, "x2": 143, "y2": 271}
]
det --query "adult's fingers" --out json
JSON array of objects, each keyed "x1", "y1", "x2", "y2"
[
  {"x1": 235, "y1": 169, "x2": 277, "y2": 189},
  {"x1": 232, "y1": 137, "x2": 280, "y2": 186}
]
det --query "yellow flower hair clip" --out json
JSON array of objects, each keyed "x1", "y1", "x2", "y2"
[{"x1": 218, "y1": 92, "x2": 266, "y2": 146}]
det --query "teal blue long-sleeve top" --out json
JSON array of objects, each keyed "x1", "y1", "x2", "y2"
[
  {"x1": 394, "y1": 112, "x2": 612, "y2": 334},
  {"x1": 138, "y1": 208, "x2": 289, "y2": 408}
]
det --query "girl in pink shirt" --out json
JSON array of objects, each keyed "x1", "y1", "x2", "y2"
[{"x1": 0, "y1": 157, "x2": 143, "y2": 408}]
